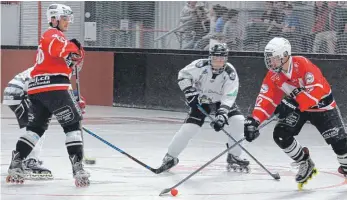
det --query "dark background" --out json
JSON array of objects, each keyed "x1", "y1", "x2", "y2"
[{"x1": 113, "y1": 49, "x2": 347, "y2": 120}]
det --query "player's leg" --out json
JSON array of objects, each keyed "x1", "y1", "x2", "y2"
[
  {"x1": 223, "y1": 103, "x2": 250, "y2": 172},
  {"x1": 158, "y1": 104, "x2": 211, "y2": 172},
  {"x1": 45, "y1": 90, "x2": 89, "y2": 186},
  {"x1": 273, "y1": 109, "x2": 314, "y2": 183},
  {"x1": 7, "y1": 96, "x2": 51, "y2": 182},
  {"x1": 9, "y1": 98, "x2": 52, "y2": 179},
  {"x1": 310, "y1": 106, "x2": 347, "y2": 176}
]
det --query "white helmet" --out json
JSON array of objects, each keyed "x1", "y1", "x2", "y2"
[
  {"x1": 46, "y1": 4, "x2": 74, "y2": 24},
  {"x1": 264, "y1": 37, "x2": 291, "y2": 73}
]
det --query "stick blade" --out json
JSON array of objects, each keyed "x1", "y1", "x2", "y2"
[
  {"x1": 159, "y1": 188, "x2": 171, "y2": 196},
  {"x1": 273, "y1": 173, "x2": 281, "y2": 180}
]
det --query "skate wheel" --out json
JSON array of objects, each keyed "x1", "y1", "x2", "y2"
[
  {"x1": 75, "y1": 179, "x2": 80, "y2": 187},
  {"x1": 6, "y1": 176, "x2": 11, "y2": 183},
  {"x1": 312, "y1": 168, "x2": 318, "y2": 175},
  {"x1": 298, "y1": 183, "x2": 304, "y2": 190}
]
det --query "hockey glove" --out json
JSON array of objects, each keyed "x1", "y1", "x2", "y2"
[
  {"x1": 73, "y1": 90, "x2": 86, "y2": 114},
  {"x1": 184, "y1": 87, "x2": 199, "y2": 108},
  {"x1": 274, "y1": 97, "x2": 299, "y2": 118},
  {"x1": 211, "y1": 108, "x2": 229, "y2": 132},
  {"x1": 70, "y1": 38, "x2": 82, "y2": 50},
  {"x1": 244, "y1": 116, "x2": 260, "y2": 142},
  {"x1": 78, "y1": 97, "x2": 86, "y2": 114}
]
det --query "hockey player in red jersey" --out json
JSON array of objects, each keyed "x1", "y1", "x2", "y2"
[
  {"x1": 244, "y1": 37, "x2": 347, "y2": 189},
  {"x1": 6, "y1": 4, "x2": 89, "y2": 187}
]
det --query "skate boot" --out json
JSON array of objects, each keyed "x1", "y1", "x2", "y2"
[
  {"x1": 69, "y1": 155, "x2": 90, "y2": 187},
  {"x1": 291, "y1": 147, "x2": 318, "y2": 190},
  {"x1": 23, "y1": 158, "x2": 53, "y2": 180},
  {"x1": 226, "y1": 153, "x2": 250, "y2": 173},
  {"x1": 6, "y1": 150, "x2": 26, "y2": 184},
  {"x1": 157, "y1": 153, "x2": 179, "y2": 173}
]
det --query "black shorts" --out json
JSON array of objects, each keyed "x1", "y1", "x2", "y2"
[
  {"x1": 185, "y1": 102, "x2": 243, "y2": 126},
  {"x1": 275, "y1": 106, "x2": 347, "y2": 144},
  {"x1": 27, "y1": 90, "x2": 82, "y2": 130}
]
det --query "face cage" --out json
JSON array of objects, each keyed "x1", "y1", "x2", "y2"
[
  {"x1": 264, "y1": 54, "x2": 283, "y2": 73},
  {"x1": 210, "y1": 55, "x2": 227, "y2": 74},
  {"x1": 59, "y1": 14, "x2": 74, "y2": 23}
]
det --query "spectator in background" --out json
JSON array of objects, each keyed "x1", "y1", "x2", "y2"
[
  {"x1": 223, "y1": 9, "x2": 241, "y2": 50},
  {"x1": 208, "y1": 4, "x2": 221, "y2": 36},
  {"x1": 194, "y1": 4, "x2": 223, "y2": 50},
  {"x1": 184, "y1": 6, "x2": 210, "y2": 49},
  {"x1": 312, "y1": 1, "x2": 338, "y2": 54},
  {"x1": 180, "y1": 1, "x2": 198, "y2": 49},
  {"x1": 266, "y1": 1, "x2": 285, "y2": 36},
  {"x1": 282, "y1": 4, "x2": 298, "y2": 33},
  {"x1": 215, "y1": 6, "x2": 229, "y2": 33},
  {"x1": 252, "y1": 1, "x2": 274, "y2": 23},
  {"x1": 308, "y1": 1, "x2": 329, "y2": 52}
]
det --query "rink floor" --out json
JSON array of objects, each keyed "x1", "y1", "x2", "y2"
[{"x1": 1, "y1": 105, "x2": 347, "y2": 200}]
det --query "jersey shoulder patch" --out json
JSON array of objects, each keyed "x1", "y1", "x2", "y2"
[
  {"x1": 224, "y1": 63, "x2": 237, "y2": 80},
  {"x1": 194, "y1": 59, "x2": 209, "y2": 68}
]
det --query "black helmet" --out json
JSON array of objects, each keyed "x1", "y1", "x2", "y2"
[
  {"x1": 209, "y1": 43, "x2": 229, "y2": 74},
  {"x1": 209, "y1": 43, "x2": 229, "y2": 57}
]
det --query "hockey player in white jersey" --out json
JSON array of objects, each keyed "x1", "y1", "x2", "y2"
[
  {"x1": 3, "y1": 67, "x2": 53, "y2": 179},
  {"x1": 158, "y1": 43, "x2": 250, "y2": 173}
]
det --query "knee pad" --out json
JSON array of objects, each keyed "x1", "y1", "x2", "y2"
[
  {"x1": 331, "y1": 139, "x2": 347, "y2": 155},
  {"x1": 65, "y1": 130, "x2": 83, "y2": 148},
  {"x1": 18, "y1": 130, "x2": 42, "y2": 149},
  {"x1": 63, "y1": 122, "x2": 81, "y2": 133},
  {"x1": 273, "y1": 125, "x2": 295, "y2": 149}
]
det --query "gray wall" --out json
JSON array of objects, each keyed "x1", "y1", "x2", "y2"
[{"x1": 1, "y1": 3, "x2": 20, "y2": 45}]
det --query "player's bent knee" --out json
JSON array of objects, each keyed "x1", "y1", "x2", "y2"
[
  {"x1": 26, "y1": 126, "x2": 45, "y2": 136},
  {"x1": 18, "y1": 130, "x2": 42, "y2": 149},
  {"x1": 273, "y1": 127, "x2": 295, "y2": 149},
  {"x1": 65, "y1": 129, "x2": 83, "y2": 155},
  {"x1": 331, "y1": 139, "x2": 347, "y2": 155},
  {"x1": 63, "y1": 122, "x2": 81, "y2": 133}
]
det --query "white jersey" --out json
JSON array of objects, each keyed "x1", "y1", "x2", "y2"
[
  {"x1": 178, "y1": 59, "x2": 239, "y2": 109},
  {"x1": 3, "y1": 67, "x2": 34, "y2": 106}
]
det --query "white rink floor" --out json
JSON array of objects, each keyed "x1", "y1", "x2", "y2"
[{"x1": 1, "y1": 105, "x2": 347, "y2": 200}]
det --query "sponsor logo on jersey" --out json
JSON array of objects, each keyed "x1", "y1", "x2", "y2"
[
  {"x1": 260, "y1": 84, "x2": 269, "y2": 93},
  {"x1": 305, "y1": 72, "x2": 314, "y2": 84}
]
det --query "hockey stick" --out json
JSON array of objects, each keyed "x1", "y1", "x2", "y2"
[
  {"x1": 197, "y1": 104, "x2": 280, "y2": 180},
  {"x1": 159, "y1": 114, "x2": 275, "y2": 196},
  {"x1": 74, "y1": 65, "x2": 96, "y2": 165},
  {"x1": 82, "y1": 127, "x2": 162, "y2": 174}
]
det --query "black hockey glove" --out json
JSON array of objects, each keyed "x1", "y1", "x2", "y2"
[
  {"x1": 244, "y1": 116, "x2": 260, "y2": 142},
  {"x1": 274, "y1": 97, "x2": 299, "y2": 118},
  {"x1": 70, "y1": 38, "x2": 82, "y2": 50},
  {"x1": 184, "y1": 87, "x2": 199, "y2": 108},
  {"x1": 211, "y1": 108, "x2": 229, "y2": 132}
]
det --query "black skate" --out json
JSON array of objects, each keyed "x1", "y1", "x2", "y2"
[
  {"x1": 291, "y1": 147, "x2": 318, "y2": 190},
  {"x1": 69, "y1": 155, "x2": 90, "y2": 187},
  {"x1": 23, "y1": 158, "x2": 53, "y2": 180},
  {"x1": 157, "y1": 153, "x2": 179, "y2": 174},
  {"x1": 226, "y1": 153, "x2": 250, "y2": 173},
  {"x1": 6, "y1": 150, "x2": 25, "y2": 184}
]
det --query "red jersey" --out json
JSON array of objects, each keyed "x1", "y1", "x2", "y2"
[
  {"x1": 253, "y1": 56, "x2": 335, "y2": 123},
  {"x1": 28, "y1": 28, "x2": 81, "y2": 94}
]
